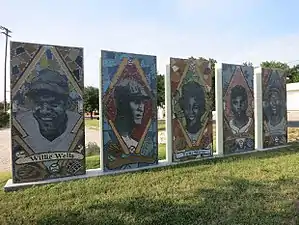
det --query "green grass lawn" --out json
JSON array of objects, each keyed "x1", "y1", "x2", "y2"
[
  {"x1": 158, "y1": 120, "x2": 165, "y2": 131},
  {"x1": 85, "y1": 119, "x2": 99, "y2": 129},
  {"x1": 1, "y1": 145, "x2": 299, "y2": 224}
]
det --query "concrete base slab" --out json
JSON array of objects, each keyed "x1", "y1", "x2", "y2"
[
  {"x1": 3, "y1": 160, "x2": 170, "y2": 192},
  {"x1": 3, "y1": 144, "x2": 292, "y2": 192},
  {"x1": 255, "y1": 144, "x2": 290, "y2": 151},
  {"x1": 214, "y1": 144, "x2": 291, "y2": 158}
]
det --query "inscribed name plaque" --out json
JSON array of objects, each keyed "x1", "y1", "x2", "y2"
[
  {"x1": 262, "y1": 68, "x2": 287, "y2": 148},
  {"x1": 222, "y1": 64, "x2": 254, "y2": 154},
  {"x1": 102, "y1": 50, "x2": 158, "y2": 171},
  {"x1": 171, "y1": 57, "x2": 213, "y2": 162},
  {"x1": 10, "y1": 41, "x2": 85, "y2": 183}
]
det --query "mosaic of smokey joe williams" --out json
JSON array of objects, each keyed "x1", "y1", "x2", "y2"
[
  {"x1": 10, "y1": 42, "x2": 85, "y2": 183},
  {"x1": 262, "y1": 68, "x2": 287, "y2": 148},
  {"x1": 171, "y1": 57, "x2": 213, "y2": 162},
  {"x1": 102, "y1": 51, "x2": 158, "y2": 171},
  {"x1": 222, "y1": 64, "x2": 254, "y2": 154}
]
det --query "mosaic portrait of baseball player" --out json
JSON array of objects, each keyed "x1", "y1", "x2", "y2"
[
  {"x1": 171, "y1": 57, "x2": 213, "y2": 162},
  {"x1": 262, "y1": 68, "x2": 287, "y2": 148},
  {"x1": 102, "y1": 50, "x2": 158, "y2": 171},
  {"x1": 222, "y1": 63, "x2": 255, "y2": 154},
  {"x1": 10, "y1": 41, "x2": 85, "y2": 183}
]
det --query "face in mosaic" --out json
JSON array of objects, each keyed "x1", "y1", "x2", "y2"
[
  {"x1": 101, "y1": 50, "x2": 158, "y2": 171},
  {"x1": 222, "y1": 64, "x2": 254, "y2": 154},
  {"x1": 10, "y1": 41, "x2": 85, "y2": 183},
  {"x1": 262, "y1": 68, "x2": 287, "y2": 148},
  {"x1": 171, "y1": 57, "x2": 213, "y2": 161}
]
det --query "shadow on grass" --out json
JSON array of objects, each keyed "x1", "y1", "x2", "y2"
[
  {"x1": 138, "y1": 143, "x2": 299, "y2": 174},
  {"x1": 35, "y1": 177, "x2": 299, "y2": 225},
  {"x1": 158, "y1": 127, "x2": 165, "y2": 132},
  {"x1": 79, "y1": 143, "x2": 299, "y2": 179}
]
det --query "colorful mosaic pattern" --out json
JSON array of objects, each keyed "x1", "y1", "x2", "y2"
[
  {"x1": 222, "y1": 64, "x2": 254, "y2": 154},
  {"x1": 262, "y1": 68, "x2": 287, "y2": 148},
  {"x1": 171, "y1": 57, "x2": 213, "y2": 162},
  {"x1": 102, "y1": 50, "x2": 158, "y2": 171},
  {"x1": 10, "y1": 41, "x2": 85, "y2": 183}
]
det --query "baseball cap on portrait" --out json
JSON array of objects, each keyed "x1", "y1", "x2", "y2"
[
  {"x1": 267, "y1": 77, "x2": 283, "y2": 97},
  {"x1": 26, "y1": 68, "x2": 69, "y2": 98},
  {"x1": 114, "y1": 78, "x2": 150, "y2": 100}
]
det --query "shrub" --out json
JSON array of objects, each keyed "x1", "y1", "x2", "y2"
[
  {"x1": 0, "y1": 111, "x2": 9, "y2": 128},
  {"x1": 86, "y1": 142, "x2": 100, "y2": 156}
]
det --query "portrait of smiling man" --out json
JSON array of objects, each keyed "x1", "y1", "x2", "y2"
[
  {"x1": 263, "y1": 82, "x2": 287, "y2": 146},
  {"x1": 15, "y1": 68, "x2": 81, "y2": 154},
  {"x1": 265, "y1": 87, "x2": 286, "y2": 134}
]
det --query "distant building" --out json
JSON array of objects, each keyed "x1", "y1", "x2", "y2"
[
  {"x1": 287, "y1": 82, "x2": 299, "y2": 121},
  {"x1": 287, "y1": 82, "x2": 299, "y2": 111},
  {"x1": 158, "y1": 106, "x2": 165, "y2": 120}
]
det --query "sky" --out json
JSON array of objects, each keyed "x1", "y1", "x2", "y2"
[{"x1": 1, "y1": 0, "x2": 299, "y2": 101}]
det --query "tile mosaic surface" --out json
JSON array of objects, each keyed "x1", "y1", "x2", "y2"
[
  {"x1": 262, "y1": 68, "x2": 287, "y2": 148},
  {"x1": 10, "y1": 41, "x2": 85, "y2": 183},
  {"x1": 222, "y1": 64, "x2": 254, "y2": 154},
  {"x1": 171, "y1": 57, "x2": 213, "y2": 162},
  {"x1": 101, "y1": 50, "x2": 158, "y2": 171}
]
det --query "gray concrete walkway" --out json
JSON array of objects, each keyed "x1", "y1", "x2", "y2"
[{"x1": 0, "y1": 129, "x2": 10, "y2": 172}]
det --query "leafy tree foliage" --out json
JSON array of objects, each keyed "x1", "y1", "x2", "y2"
[
  {"x1": 157, "y1": 74, "x2": 165, "y2": 107},
  {"x1": 261, "y1": 61, "x2": 299, "y2": 83},
  {"x1": 200, "y1": 58, "x2": 217, "y2": 111},
  {"x1": 243, "y1": 61, "x2": 253, "y2": 67},
  {"x1": 241, "y1": 60, "x2": 299, "y2": 84},
  {"x1": 288, "y1": 64, "x2": 299, "y2": 83},
  {"x1": 0, "y1": 111, "x2": 9, "y2": 128},
  {"x1": 261, "y1": 61, "x2": 289, "y2": 71},
  {"x1": 84, "y1": 86, "x2": 99, "y2": 119}
]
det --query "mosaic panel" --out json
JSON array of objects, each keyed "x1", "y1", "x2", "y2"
[
  {"x1": 262, "y1": 68, "x2": 287, "y2": 148},
  {"x1": 10, "y1": 41, "x2": 85, "y2": 183},
  {"x1": 102, "y1": 50, "x2": 158, "y2": 171},
  {"x1": 222, "y1": 64, "x2": 254, "y2": 154},
  {"x1": 171, "y1": 57, "x2": 213, "y2": 161}
]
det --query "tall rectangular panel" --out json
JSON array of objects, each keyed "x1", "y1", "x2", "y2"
[
  {"x1": 101, "y1": 50, "x2": 158, "y2": 171},
  {"x1": 10, "y1": 41, "x2": 85, "y2": 183},
  {"x1": 222, "y1": 64, "x2": 254, "y2": 154},
  {"x1": 262, "y1": 68, "x2": 287, "y2": 148},
  {"x1": 171, "y1": 57, "x2": 213, "y2": 162}
]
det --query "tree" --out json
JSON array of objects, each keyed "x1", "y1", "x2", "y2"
[
  {"x1": 208, "y1": 58, "x2": 217, "y2": 111},
  {"x1": 84, "y1": 86, "x2": 99, "y2": 119},
  {"x1": 0, "y1": 102, "x2": 10, "y2": 112},
  {"x1": 261, "y1": 61, "x2": 289, "y2": 71},
  {"x1": 0, "y1": 102, "x2": 4, "y2": 111},
  {"x1": 288, "y1": 64, "x2": 299, "y2": 83},
  {"x1": 0, "y1": 111, "x2": 9, "y2": 128},
  {"x1": 0, "y1": 101, "x2": 9, "y2": 127},
  {"x1": 243, "y1": 61, "x2": 253, "y2": 67},
  {"x1": 157, "y1": 74, "x2": 165, "y2": 107},
  {"x1": 260, "y1": 61, "x2": 299, "y2": 83},
  {"x1": 197, "y1": 57, "x2": 217, "y2": 111}
]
